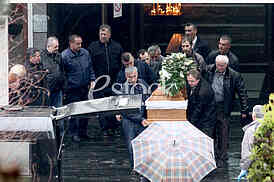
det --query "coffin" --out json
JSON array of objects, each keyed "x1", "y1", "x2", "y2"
[{"x1": 145, "y1": 87, "x2": 188, "y2": 122}]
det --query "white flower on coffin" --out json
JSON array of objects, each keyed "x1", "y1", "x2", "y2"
[
  {"x1": 180, "y1": 71, "x2": 185, "y2": 78},
  {"x1": 160, "y1": 52, "x2": 197, "y2": 96},
  {"x1": 160, "y1": 68, "x2": 171, "y2": 79},
  {"x1": 184, "y1": 59, "x2": 194, "y2": 66}
]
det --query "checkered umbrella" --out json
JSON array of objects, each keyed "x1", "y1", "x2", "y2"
[{"x1": 132, "y1": 121, "x2": 216, "y2": 182}]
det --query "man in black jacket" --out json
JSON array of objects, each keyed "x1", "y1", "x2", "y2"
[
  {"x1": 87, "y1": 24, "x2": 123, "y2": 134},
  {"x1": 186, "y1": 69, "x2": 216, "y2": 137},
  {"x1": 41, "y1": 36, "x2": 65, "y2": 108},
  {"x1": 24, "y1": 48, "x2": 48, "y2": 106},
  {"x1": 184, "y1": 23, "x2": 211, "y2": 60},
  {"x1": 181, "y1": 37, "x2": 207, "y2": 73},
  {"x1": 116, "y1": 52, "x2": 157, "y2": 92},
  {"x1": 205, "y1": 55, "x2": 248, "y2": 167},
  {"x1": 206, "y1": 35, "x2": 240, "y2": 72}
]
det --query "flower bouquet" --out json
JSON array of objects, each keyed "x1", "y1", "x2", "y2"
[{"x1": 159, "y1": 52, "x2": 197, "y2": 97}]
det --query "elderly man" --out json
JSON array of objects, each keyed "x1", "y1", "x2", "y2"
[
  {"x1": 8, "y1": 64, "x2": 27, "y2": 105},
  {"x1": 117, "y1": 52, "x2": 156, "y2": 89},
  {"x1": 238, "y1": 105, "x2": 264, "y2": 181},
  {"x1": 88, "y1": 24, "x2": 123, "y2": 134},
  {"x1": 186, "y1": 69, "x2": 216, "y2": 137},
  {"x1": 206, "y1": 35, "x2": 240, "y2": 72},
  {"x1": 204, "y1": 55, "x2": 248, "y2": 167},
  {"x1": 40, "y1": 36, "x2": 65, "y2": 108},
  {"x1": 147, "y1": 45, "x2": 162, "y2": 82},
  {"x1": 62, "y1": 34, "x2": 95, "y2": 142},
  {"x1": 116, "y1": 66, "x2": 150, "y2": 182},
  {"x1": 184, "y1": 22, "x2": 211, "y2": 60}
]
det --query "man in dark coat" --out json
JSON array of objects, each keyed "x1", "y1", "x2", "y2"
[
  {"x1": 62, "y1": 34, "x2": 96, "y2": 142},
  {"x1": 184, "y1": 22, "x2": 211, "y2": 60},
  {"x1": 181, "y1": 37, "x2": 207, "y2": 73},
  {"x1": 204, "y1": 55, "x2": 248, "y2": 167},
  {"x1": 115, "y1": 66, "x2": 150, "y2": 182},
  {"x1": 206, "y1": 35, "x2": 240, "y2": 72},
  {"x1": 186, "y1": 69, "x2": 216, "y2": 137},
  {"x1": 24, "y1": 48, "x2": 48, "y2": 106},
  {"x1": 116, "y1": 52, "x2": 157, "y2": 92},
  {"x1": 87, "y1": 24, "x2": 123, "y2": 134},
  {"x1": 40, "y1": 36, "x2": 65, "y2": 108},
  {"x1": 147, "y1": 45, "x2": 163, "y2": 82}
]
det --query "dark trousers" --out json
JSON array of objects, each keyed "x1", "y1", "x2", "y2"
[
  {"x1": 65, "y1": 86, "x2": 89, "y2": 137},
  {"x1": 200, "y1": 126, "x2": 214, "y2": 138},
  {"x1": 49, "y1": 90, "x2": 64, "y2": 133},
  {"x1": 213, "y1": 102, "x2": 230, "y2": 161},
  {"x1": 93, "y1": 87, "x2": 117, "y2": 131},
  {"x1": 122, "y1": 118, "x2": 145, "y2": 169}
]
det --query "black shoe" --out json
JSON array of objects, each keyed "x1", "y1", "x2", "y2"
[
  {"x1": 72, "y1": 135, "x2": 80, "y2": 142},
  {"x1": 79, "y1": 134, "x2": 93, "y2": 140},
  {"x1": 100, "y1": 130, "x2": 112, "y2": 137}
]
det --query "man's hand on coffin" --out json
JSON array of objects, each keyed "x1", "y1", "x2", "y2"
[
  {"x1": 90, "y1": 81, "x2": 95, "y2": 89},
  {"x1": 141, "y1": 119, "x2": 150, "y2": 127}
]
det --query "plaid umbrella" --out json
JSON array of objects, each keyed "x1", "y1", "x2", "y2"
[{"x1": 132, "y1": 121, "x2": 216, "y2": 182}]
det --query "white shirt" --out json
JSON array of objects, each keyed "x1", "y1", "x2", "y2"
[{"x1": 192, "y1": 36, "x2": 197, "y2": 49}]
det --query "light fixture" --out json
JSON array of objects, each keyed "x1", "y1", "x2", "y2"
[{"x1": 149, "y1": 3, "x2": 183, "y2": 16}]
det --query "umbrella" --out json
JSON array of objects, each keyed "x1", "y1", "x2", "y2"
[{"x1": 132, "y1": 121, "x2": 216, "y2": 182}]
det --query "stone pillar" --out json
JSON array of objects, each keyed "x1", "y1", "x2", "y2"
[
  {"x1": 0, "y1": 16, "x2": 9, "y2": 105},
  {"x1": 32, "y1": 3, "x2": 47, "y2": 50}
]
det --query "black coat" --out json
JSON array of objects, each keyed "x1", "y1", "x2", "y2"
[
  {"x1": 40, "y1": 50, "x2": 65, "y2": 92},
  {"x1": 116, "y1": 60, "x2": 156, "y2": 86},
  {"x1": 205, "y1": 64, "x2": 248, "y2": 115},
  {"x1": 193, "y1": 36, "x2": 211, "y2": 61},
  {"x1": 206, "y1": 50, "x2": 240, "y2": 72},
  {"x1": 24, "y1": 60, "x2": 49, "y2": 106},
  {"x1": 186, "y1": 78, "x2": 216, "y2": 129},
  {"x1": 87, "y1": 39, "x2": 123, "y2": 89}
]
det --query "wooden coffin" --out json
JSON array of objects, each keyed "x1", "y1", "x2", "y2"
[{"x1": 146, "y1": 87, "x2": 187, "y2": 122}]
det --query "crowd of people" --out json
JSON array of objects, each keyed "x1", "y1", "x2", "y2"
[{"x1": 8, "y1": 22, "x2": 262, "y2": 182}]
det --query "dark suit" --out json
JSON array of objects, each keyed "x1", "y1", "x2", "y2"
[
  {"x1": 193, "y1": 36, "x2": 211, "y2": 61},
  {"x1": 206, "y1": 50, "x2": 240, "y2": 72},
  {"x1": 186, "y1": 78, "x2": 216, "y2": 137}
]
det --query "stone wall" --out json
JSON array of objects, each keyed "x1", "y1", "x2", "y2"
[{"x1": 0, "y1": 16, "x2": 8, "y2": 105}]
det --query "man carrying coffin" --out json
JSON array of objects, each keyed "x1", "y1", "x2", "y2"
[{"x1": 186, "y1": 69, "x2": 217, "y2": 138}]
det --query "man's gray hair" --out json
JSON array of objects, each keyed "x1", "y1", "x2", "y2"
[
  {"x1": 125, "y1": 66, "x2": 137, "y2": 75},
  {"x1": 46, "y1": 36, "x2": 58, "y2": 48},
  {"x1": 99, "y1": 24, "x2": 111, "y2": 33},
  {"x1": 147, "y1": 45, "x2": 157, "y2": 55},
  {"x1": 155, "y1": 45, "x2": 161, "y2": 54},
  {"x1": 253, "y1": 105, "x2": 264, "y2": 119},
  {"x1": 215, "y1": 55, "x2": 229, "y2": 64}
]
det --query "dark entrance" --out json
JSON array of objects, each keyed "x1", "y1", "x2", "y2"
[{"x1": 47, "y1": 4, "x2": 138, "y2": 53}]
